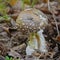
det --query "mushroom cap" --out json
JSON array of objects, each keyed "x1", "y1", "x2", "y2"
[{"x1": 16, "y1": 8, "x2": 48, "y2": 35}]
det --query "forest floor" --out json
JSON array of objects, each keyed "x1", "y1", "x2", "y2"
[{"x1": 0, "y1": 1, "x2": 60, "y2": 60}]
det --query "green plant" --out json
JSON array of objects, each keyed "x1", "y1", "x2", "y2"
[
  {"x1": 0, "y1": 2, "x2": 6, "y2": 15},
  {"x1": 21, "y1": 0, "x2": 38, "y2": 8},
  {"x1": 0, "y1": 0, "x2": 11, "y2": 22},
  {"x1": 0, "y1": 15, "x2": 11, "y2": 22},
  {"x1": 0, "y1": 0, "x2": 11, "y2": 15},
  {"x1": 5, "y1": 56, "x2": 20, "y2": 60},
  {"x1": 5, "y1": 56, "x2": 13, "y2": 60}
]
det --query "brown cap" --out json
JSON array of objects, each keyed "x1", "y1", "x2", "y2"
[{"x1": 16, "y1": 8, "x2": 48, "y2": 35}]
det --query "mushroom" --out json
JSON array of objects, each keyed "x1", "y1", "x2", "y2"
[{"x1": 16, "y1": 8, "x2": 48, "y2": 55}]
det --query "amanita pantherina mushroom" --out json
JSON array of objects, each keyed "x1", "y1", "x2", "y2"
[{"x1": 16, "y1": 8, "x2": 48, "y2": 55}]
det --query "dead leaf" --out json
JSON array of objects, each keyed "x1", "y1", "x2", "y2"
[{"x1": 56, "y1": 35, "x2": 60, "y2": 42}]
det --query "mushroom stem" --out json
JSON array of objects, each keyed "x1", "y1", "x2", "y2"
[
  {"x1": 37, "y1": 29, "x2": 48, "y2": 53},
  {"x1": 26, "y1": 29, "x2": 48, "y2": 55}
]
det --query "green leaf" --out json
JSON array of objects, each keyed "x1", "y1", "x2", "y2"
[
  {"x1": 0, "y1": 15, "x2": 11, "y2": 22},
  {"x1": 31, "y1": 0, "x2": 35, "y2": 7},
  {"x1": 10, "y1": 57, "x2": 13, "y2": 60},
  {"x1": 5, "y1": 56, "x2": 10, "y2": 60},
  {"x1": 3, "y1": 15, "x2": 11, "y2": 21}
]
